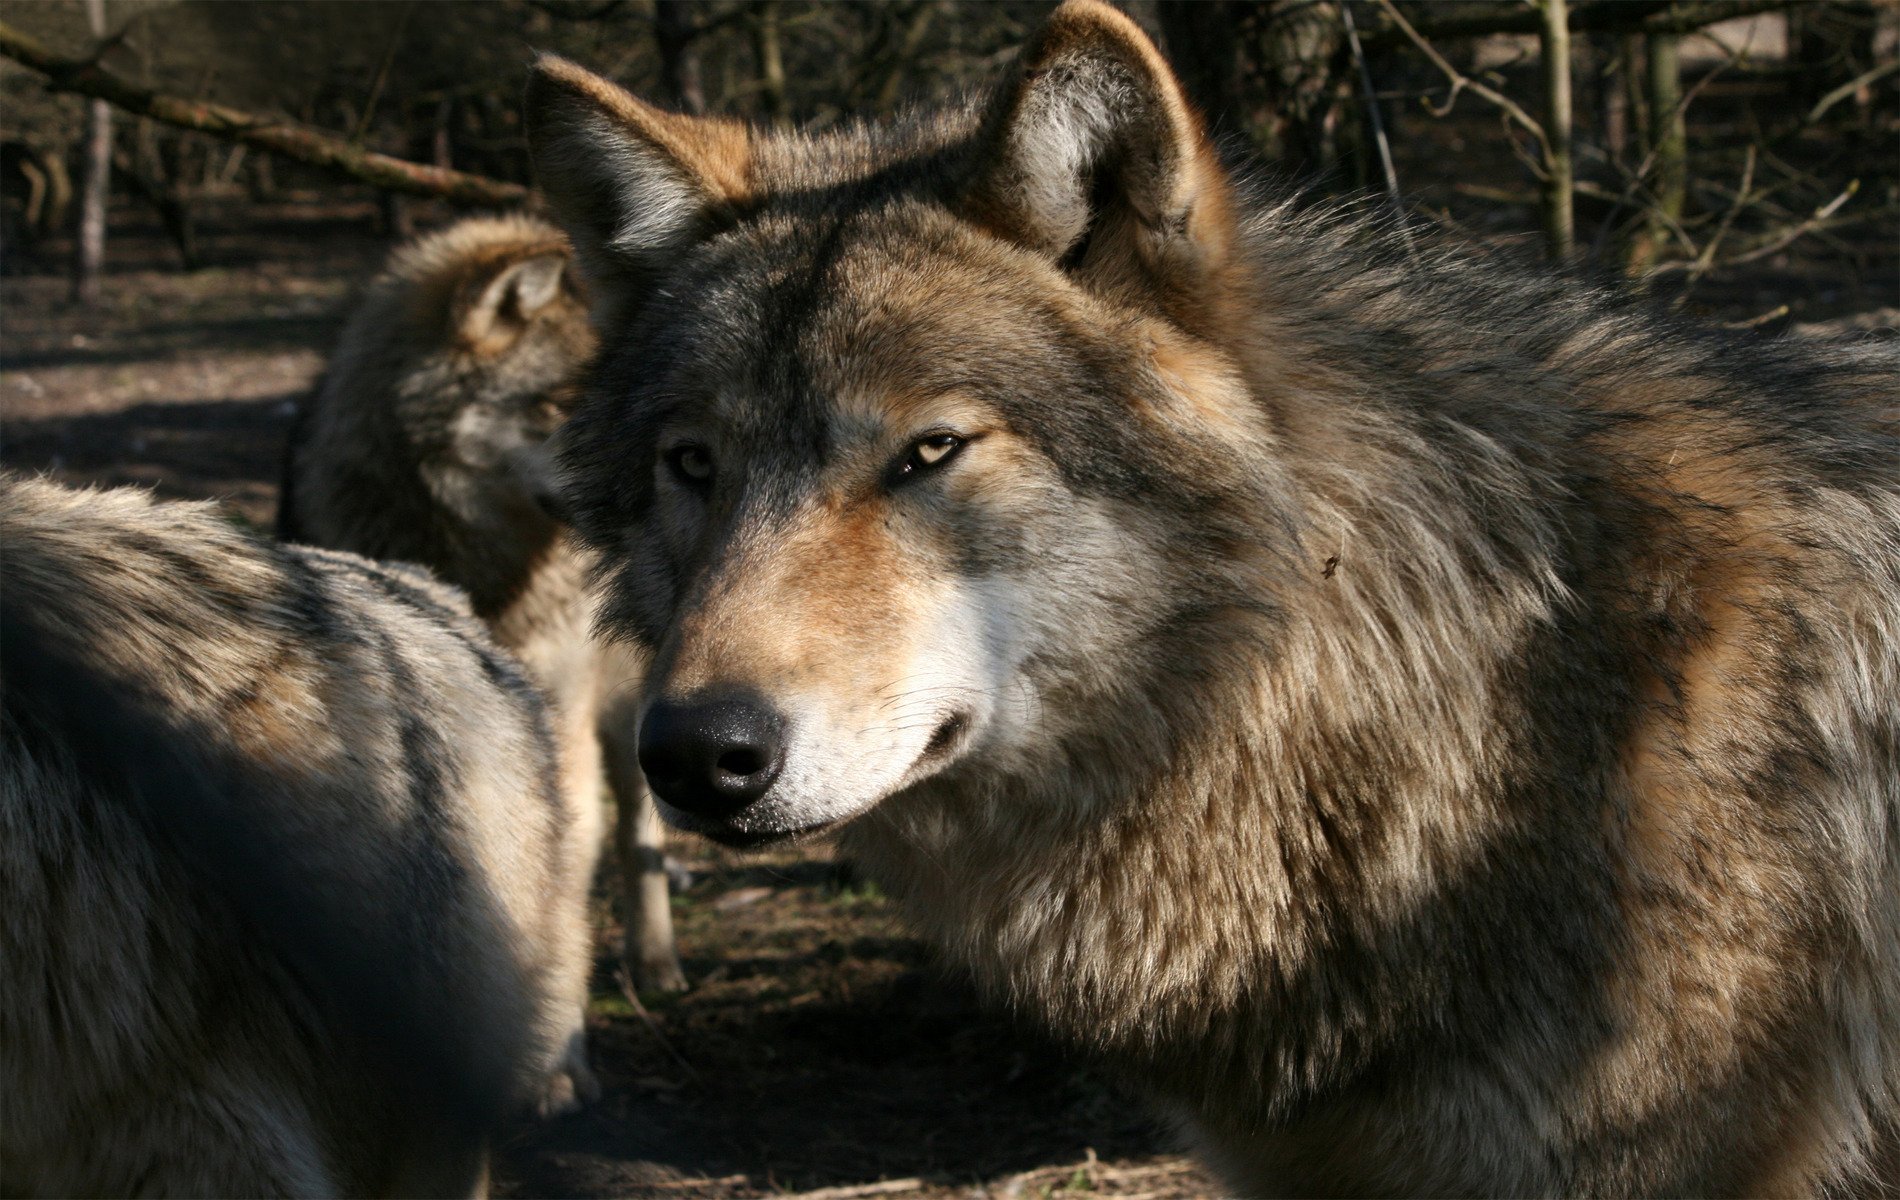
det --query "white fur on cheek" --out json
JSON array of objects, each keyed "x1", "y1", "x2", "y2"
[{"x1": 716, "y1": 575, "x2": 1031, "y2": 838}]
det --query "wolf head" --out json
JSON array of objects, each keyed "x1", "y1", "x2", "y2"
[
  {"x1": 376, "y1": 216, "x2": 596, "y2": 522},
  {"x1": 530, "y1": 1, "x2": 1287, "y2": 845}
]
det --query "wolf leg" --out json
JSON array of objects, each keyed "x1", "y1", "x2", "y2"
[{"x1": 603, "y1": 715, "x2": 689, "y2": 992}]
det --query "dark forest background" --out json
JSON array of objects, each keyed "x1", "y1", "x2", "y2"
[{"x1": 4, "y1": 0, "x2": 1896, "y2": 316}]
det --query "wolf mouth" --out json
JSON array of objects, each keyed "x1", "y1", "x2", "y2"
[
  {"x1": 921, "y1": 711, "x2": 970, "y2": 762},
  {"x1": 700, "y1": 825, "x2": 812, "y2": 849},
  {"x1": 698, "y1": 815, "x2": 840, "y2": 850},
  {"x1": 680, "y1": 709, "x2": 975, "y2": 848}
]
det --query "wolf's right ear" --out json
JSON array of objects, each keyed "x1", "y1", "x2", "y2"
[{"x1": 525, "y1": 55, "x2": 752, "y2": 311}]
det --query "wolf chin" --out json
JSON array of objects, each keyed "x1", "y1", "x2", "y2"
[
  {"x1": 280, "y1": 213, "x2": 687, "y2": 996},
  {"x1": 525, "y1": 3, "x2": 1900, "y2": 1192},
  {"x1": 1, "y1": 475, "x2": 594, "y2": 1195}
]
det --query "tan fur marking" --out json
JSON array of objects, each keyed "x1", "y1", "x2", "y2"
[
  {"x1": 534, "y1": 56, "x2": 753, "y2": 206},
  {"x1": 1142, "y1": 320, "x2": 1262, "y2": 445},
  {"x1": 669, "y1": 496, "x2": 926, "y2": 700}
]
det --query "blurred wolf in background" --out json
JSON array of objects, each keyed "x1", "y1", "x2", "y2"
[
  {"x1": 280, "y1": 214, "x2": 687, "y2": 995},
  {"x1": 525, "y1": 0, "x2": 1900, "y2": 1193},
  {"x1": 0, "y1": 474, "x2": 593, "y2": 1195}
]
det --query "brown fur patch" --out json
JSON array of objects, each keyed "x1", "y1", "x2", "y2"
[{"x1": 533, "y1": 56, "x2": 753, "y2": 207}]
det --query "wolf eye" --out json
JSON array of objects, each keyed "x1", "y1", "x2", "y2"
[
  {"x1": 665, "y1": 444, "x2": 714, "y2": 489},
  {"x1": 891, "y1": 434, "x2": 965, "y2": 484}
]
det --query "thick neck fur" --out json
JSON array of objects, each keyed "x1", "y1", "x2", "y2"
[
  {"x1": 840, "y1": 367, "x2": 1570, "y2": 1109},
  {"x1": 841, "y1": 199, "x2": 1900, "y2": 1194}
]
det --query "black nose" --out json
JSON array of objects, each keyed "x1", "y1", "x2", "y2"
[{"x1": 638, "y1": 696, "x2": 786, "y2": 819}]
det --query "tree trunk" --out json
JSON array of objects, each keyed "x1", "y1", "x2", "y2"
[
  {"x1": 1157, "y1": 1, "x2": 1243, "y2": 137},
  {"x1": 70, "y1": 0, "x2": 109, "y2": 304},
  {"x1": 873, "y1": 1, "x2": 938, "y2": 112},
  {"x1": 655, "y1": 0, "x2": 706, "y2": 115},
  {"x1": 752, "y1": 0, "x2": 788, "y2": 130},
  {"x1": 1539, "y1": 0, "x2": 1575, "y2": 262},
  {"x1": 1621, "y1": 32, "x2": 1649, "y2": 151},
  {"x1": 1634, "y1": 30, "x2": 1685, "y2": 274},
  {"x1": 1258, "y1": 1, "x2": 1349, "y2": 177}
]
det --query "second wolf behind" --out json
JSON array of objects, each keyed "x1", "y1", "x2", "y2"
[{"x1": 280, "y1": 213, "x2": 687, "y2": 995}]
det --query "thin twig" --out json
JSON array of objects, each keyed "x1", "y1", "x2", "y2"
[
  {"x1": 1375, "y1": 0, "x2": 1549, "y2": 156},
  {"x1": 778, "y1": 1179, "x2": 927, "y2": 1199},
  {"x1": 350, "y1": 1, "x2": 417, "y2": 146},
  {"x1": 1648, "y1": 183, "x2": 1868, "y2": 276},
  {"x1": 1804, "y1": 59, "x2": 1900, "y2": 126},
  {"x1": 1673, "y1": 143, "x2": 1756, "y2": 302},
  {"x1": 1722, "y1": 304, "x2": 1789, "y2": 329},
  {"x1": 1360, "y1": 0, "x2": 1803, "y2": 47},
  {"x1": 1587, "y1": 29, "x2": 1749, "y2": 262},
  {"x1": 1340, "y1": 2, "x2": 1415, "y2": 260},
  {"x1": 614, "y1": 966, "x2": 703, "y2": 1083}
]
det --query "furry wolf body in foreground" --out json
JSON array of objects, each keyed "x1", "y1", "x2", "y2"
[
  {"x1": 280, "y1": 214, "x2": 686, "y2": 994},
  {"x1": 526, "y1": 2, "x2": 1900, "y2": 1193},
  {"x1": 0, "y1": 475, "x2": 595, "y2": 1195}
]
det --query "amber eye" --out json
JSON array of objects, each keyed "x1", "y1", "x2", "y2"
[
  {"x1": 665, "y1": 444, "x2": 714, "y2": 489},
  {"x1": 890, "y1": 434, "x2": 965, "y2": 485}
]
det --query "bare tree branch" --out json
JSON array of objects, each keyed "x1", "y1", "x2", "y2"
[
  {"x1": 1376, "y1": 0, "x2": 1549, "y2": 155},
  {"x1": 1804, "y1": 58, "x2": 1900, "y2": 125},
  {"x1": 1362, "y1": 0, "x2": 1805, "y2": 48},
  {"x1": 70, "y1": 0, "x2": 109, "y2": 304},
  {"x1": 1673, "y1": 144, "x2": 1755, "y2": 301},
  {"x1": 1649, "y1": 181, "x2": 1870, "y2": 276},
  {"x1": 0, "y1": 19, "x2": 531, "y2": 208},
  {"x1": 875, "y1": 1, "x2": 939, "y2": 112},
  {"x1": 350, "y1": 1, "x2": 417, "y2": 146},
  {"x1": 524, "y1": 0, "x2": 627, "y2": 19},
  {"x1": 655, "y1": 0, "x2": 707, "y2": 114},
  {"x1": 1340, "y1": 1, "x2": 1414, "y2": 259}
]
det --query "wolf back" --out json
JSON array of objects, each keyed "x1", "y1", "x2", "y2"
[{"x1": 1, "y1": 474, "x2": 584, "y2": 1195}]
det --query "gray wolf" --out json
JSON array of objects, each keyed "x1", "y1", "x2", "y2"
[
  {"x1": 0, "y1": 473, "x2": 596, "y2": 1195},
  {"x1": 279, "y1": 214, "x2": 686, "y2": 994},
  {"x1": 525, "y1": 2, "x2": 1900, "y2": 1194}
]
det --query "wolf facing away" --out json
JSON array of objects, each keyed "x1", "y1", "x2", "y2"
[
  {"x1": 0, "y1": 474, "x2": 594, "y2": 1195},
  {"x1": 280, "y1": 214, "x2": 687, "y2": 996},
  {"x1": 526, "y1": 3, "x2": 1900, "y2": 1194}
]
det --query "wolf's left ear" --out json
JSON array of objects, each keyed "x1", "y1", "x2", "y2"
[
  {"x1": 525, "y1": 55, "x2": 751, "y2": 313},
  {"x1": 963, "y1": 0, "x2": 1235, "y2": 298}
]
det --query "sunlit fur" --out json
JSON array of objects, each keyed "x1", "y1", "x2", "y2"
[
  {"x1": 530, "y1": 2, "x2": 1900, "y2": 1192},
  {"x1": 281, "y1": 214, "x2": 686, "y2": 998},
  {"x1": 1, "y1": 475, "x2": 585, "y2": 1195}
]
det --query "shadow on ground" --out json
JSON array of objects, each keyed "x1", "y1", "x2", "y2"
[
  {"x1": 2, "y1": 395, "x2": 300, "y2": 525},
  {"x1": 497, "y1": 853, "x2": 1196, "y2": 1200}
]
